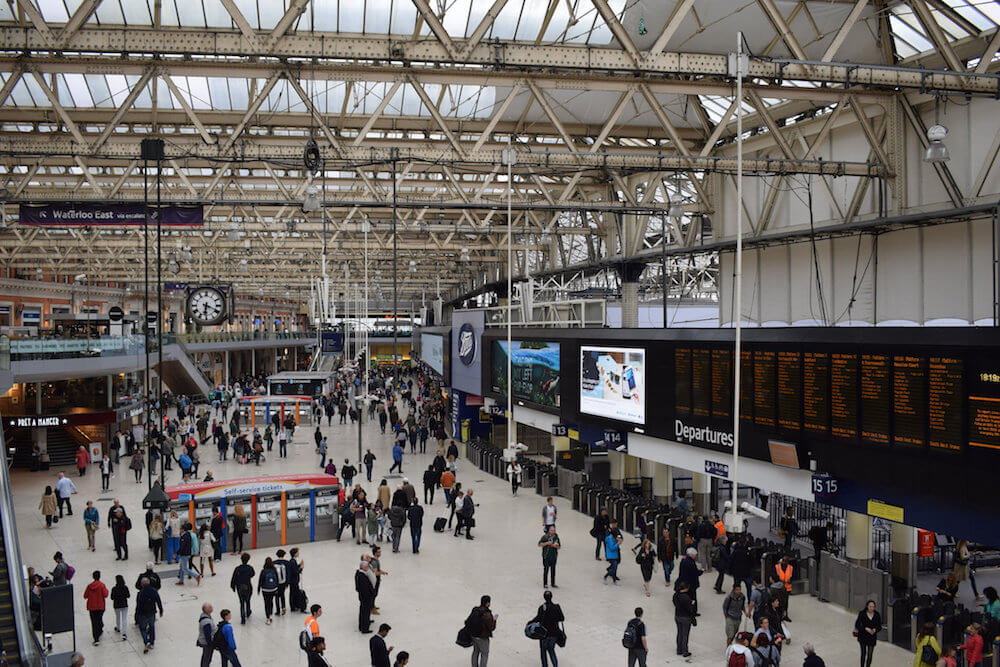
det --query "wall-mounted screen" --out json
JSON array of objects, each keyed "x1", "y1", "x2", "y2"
[
  {"x1": 421, "y1": 333, "x2": 445, "y2": 376},
  {"x1": 580, "y1": 346, "x2": 646, "y2": 424},
  {"x1": 490, "y1": 340, "x2": 561, "y2": 408}
]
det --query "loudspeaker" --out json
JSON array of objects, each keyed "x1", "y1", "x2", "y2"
[
  {"x1": 140, "y1": 138, "x2": 165, "y2": 161},
  {"x1": 40, "y1": 584, "x2": 74, "y2": 634}
]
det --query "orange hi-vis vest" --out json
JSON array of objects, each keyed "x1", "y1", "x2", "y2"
[
  {"x1": 776, "y1": 563, "x2": 793, "y2": 592},
  {"x1": 304, "y1": 615, "x2": 320, "y2": 637},
  {"x1": 714, "y1": 520, "x2": 726, "y2": 539}
]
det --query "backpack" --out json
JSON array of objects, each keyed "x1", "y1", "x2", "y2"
[
  {"x1": 298, "y1": 628, "x2": 312, "y2": 652},
  {"x1": 728, "y1": 651, "x2": 748, "y2": 667},
  {"x1": 261, "y1": 568, "x2": 278, "y2": 591},
  {"x1": 179, "y1": 532, "x2": 192, "y2": 556},
  {"x1": 211, "y1": 622, "x2": 229, "y2": 651},
  {"x1": 710, "y1": 544, "x2": 721, "y2": 563},
  {"x1": 920, "y1": 641, "x2": 939, "y2": 664},
  {"x1": 524, "y1": 620, "x2": 548, "y2": 640},
  {"x1": 464, "y1": 607, "x2": 484, "y2": 636},
  {"x1": 65, "y1": 565, "x2": 75, "y2": 581},
  {"x1": 621, "y1": 619, "x2": 639, "y2": 649},
  {"x1": 274, "y1": 562, "x2": 287, "y2": 585}
]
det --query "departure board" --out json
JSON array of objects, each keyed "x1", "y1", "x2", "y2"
[
  {"x1": 803, "y1": 352, "x2": 830, "y2": 433},
  {"x1": 692, "y1": 348, "x2": 712, "y2": 417},
  {"x1": 928, "y1": 356, "x2": 962, "y2": 451},
  {"x1": 970, "y1": 397, "x2": 1000, "y2": 450},
  {"x1": 753, "y1": 350, "x2": 776, "y2": 428},
  {"x1": 860, "y1": 354, "x2": 890, "y2": 444},
  {"x1": 675, "y1": 348, "x2": 691, "y2": 415},
  {"x1": 740, "y1": 350, "x2": 753, "y2": 421},
  {"x1": 711, "y1": 349, "x2": 732, "y2": 420},
  {"x1": 831, "y1": 353, "x2": 858, "y2": 438},
  {"x1": 777, "y1": 351, "x2": 801, "y2": 430},
  {"x1": 893, "y1": 355, "x2": 926, "y2": 447}
]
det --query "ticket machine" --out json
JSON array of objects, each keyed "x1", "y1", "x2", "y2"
[
  {"x1": 224, "y1": 494, "x2": 253, "y2": 552},
  {"x1": 254, "y1": 493, "x2": 283, "y2": 549},
  {"x1": 312, "y1": 487, "x2": 340, "y2": 541},
  {"x1": 284, "y1": 489, "x2": 312, "y2": 544}
]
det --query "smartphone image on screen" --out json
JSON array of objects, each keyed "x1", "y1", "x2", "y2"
[{"x1": 622, "y1": 366, "x2": 635, "y2": 400}]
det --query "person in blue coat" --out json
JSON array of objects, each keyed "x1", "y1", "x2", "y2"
[
  {"x1": 389, "y1": 444, "x2": 403, "y2": 474},
  {"x1": 603, "y1": 530, "x2": 622, "y2": 584}
]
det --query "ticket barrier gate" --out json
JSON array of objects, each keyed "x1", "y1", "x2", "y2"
[
  {"x1": 284, "y1": 489, "x2": 312, "y2": 544},
  {"x1": 313, "y1": 487, "x2": 340, "y2": 541},
  {"x1": 522, "y1": 461, "x2": 538, "y2": 487},
  {"x1": 573, "y1": 482, "x2": 591, "y2": 512},
  {"x1": 254, "y1": 493, "x2": 283, "y2": 549}
]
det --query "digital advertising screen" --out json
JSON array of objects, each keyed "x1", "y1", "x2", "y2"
[
  {"x1": 490, "y1": 340, "x2": 561, "y2": 408},
  {"x1": 421, "y1": 333, "x2": 445, "y2": 376},
  {"x1": 580, "y1": 346, "x2": 646, "y2": 424}
]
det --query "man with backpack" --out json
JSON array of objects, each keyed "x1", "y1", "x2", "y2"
[
  {"x1": 622, "y1": 607, "x2": 648, "y2": 666},
  {"x1": 212, "y1": 608, "x2": 241, "y2": 666},
  {"x1": 534, "y1": 590, "x2": 564, "y2": 667},
  {"x1": 722, "y1": 583, "x2": 748, "y2": 645},
  {"x1": 175, "y1": 522, "x2": 201, "y2": 586},
  {"x1": 273, "y1": 550, "x2": 289, "y2": 616},
  {"x1": 725, "y1": 631, "x2": 754, "y2": 667},
  {"x1": 464, "y1": 595, "x2": 496, "y2": 667},
  {"x1": 230, "y1": 553, "x2": 254, "y2": 624}
]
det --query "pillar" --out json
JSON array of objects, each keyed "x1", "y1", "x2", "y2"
[
  {"x1": 691, "y1": 472, "x2": 711, "y2": 516},
  {"x1": 608, "y1": 451, "x2": 626, "y2": 490},
  {"x1": 35, "y1": 382, "x2": 42, "y2": 414},
  {"x1": 617, "y1": 263, "x2": 644, "y2": 328},
  {"x1": 551, "y1": 433, "x2": 570, "y2": 466},
  {"x1": 624, "y1": 454, "x2": 640, "y2": 490},
  {"x1": 651, "y1": 463, "x2": 673, "y2": 504},
  {"x1": 251, "y1": 348, "x2": 255, "y2": 375},
  {"x1": 224, "y1": 350, "x2": 230, "y2": 387},
  {"x1": 107, "y1": 375, "x2": 113, "y2": 408},
  {"x1": 891, "y1": 522, "x2": 918, "y2": 589},
  {"x1": 639, "y1": 458, "x2": 655, "y2": 498},
  {"x1": 845, "y1": 511, "x2": 873, "y2": 568}
]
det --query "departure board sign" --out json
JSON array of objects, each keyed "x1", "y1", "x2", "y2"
[
  {"x1": 753, "y1": 350, "x2": 776, "y2": 428},
  {"x1": 777, "y1": 351, "x2": 801, "y2": 430},
  {"x1": 893, "y1": 355, "x2": 926, "y2": 447},
  {"x1": 860, "y1": 354, "x2": 890, "y2": 444},
  {"x1": 831, "y1": 353, "x2": 858, "y2": 439},
  {"x1": 710, "y1": 349, "x2": 732, "y2": 420},
  {"x1": 740, "y1": 350, "x2": 753, "y2": 422},
  {"x1": 968, "y1": 357, "x2": 1000, "y2": 451},
  {"x1": 928, "y1": 356, "x2": 962, "y2": 451},
  {"x1": 675, "y1": 348, "x2": 691, "y2": 415},
  {"x1": 692, "y1": 348, "x2": 712, "y2": 418},
  {"x1": 803, "y1": 352, "x2": 830, "y2": 434}
]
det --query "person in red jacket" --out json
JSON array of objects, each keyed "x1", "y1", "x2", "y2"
[
  {"x1": 75, "y1": 446, "x2": 89, "y2": 476},
  {"x1": 959, "y1": 622, "x2": 984, "y2": 667},
  {"x1": 83, "y1": 570, "x2": 108, "y2": 646}
]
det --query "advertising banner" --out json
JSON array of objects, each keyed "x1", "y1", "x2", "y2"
[
  {"x1": 164, "y1": 473, "x2": 340, "y2": 500},
  {"x1": 491, "y1": 340, "x2": 561, "y2": 408},
  {"x1": 421, "y1": 333, "x2": 445, "y2": 376},
  {"x1": 580, "y1": 346, "x2": 646, "y2": 424},
  {"x1": 20, "y1": 203, "x2": 204, "y2": 226},
  {"x1": 450, "y1": 310, "x2": 486, "y2": 395}
]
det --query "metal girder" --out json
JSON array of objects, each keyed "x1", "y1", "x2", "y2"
[
  {"x1": 472, "y1": 82, "x2": 524, "y2": 153},
  {"x1": 219, "y1": 71, "x2": 283, "y2": 154},
  {"x1": 1, "y1": 28, "x2": 994, "y2": 95},
  {"x1": 161, "y1": 73, "x2": 217, "y2": 145},
  {"x1": 590, "y1": 0, "x2": 641, "y2": 65},
  {"x1": 976, "y1": 29, "x2": 1000, "y2": 75},
  {"x1": 219, "y1": 0, "x2": 261, "y2": 50},
  {"x1": 58, "y1": 0, "x2": 102, "y2": 49},
  {"x1": 648, "y1": 0, "x2": 696, "y2": 56},
  {"x1": 460, "y1": 0, "x2": 508, "y2": 59},
  {"x1": 406, "y1": 75, "x2": 465, "y2": 158},
  {"x1": 91, "y1": 68, "x2": 155, "y2": 153},
  {"x1": 908, "y1": 0, "x2": 964, "y2": 72},
  {"x1": 821, "y1": 0, "x2": 868, "y2": 61},
  {"x1": 410, "y1": 0, "x2": 459, "y2": 60},
  {"x1": 900, "y1": 96, "x2": 963, "y2": 206},
  {"x1": 757, "y1": 0, "x2": 808, "y2": 60},
  {"x1": 352, "y1": 79, "x2": 403, "y2": 147}
]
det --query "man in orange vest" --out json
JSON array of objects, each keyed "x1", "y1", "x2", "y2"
[
  {"x1": 775, "y1": 555, "x2": 794, "y2": 619},
  {"x1": 713, "y1": 513, "x2": 726, "y2": 540},
  {"x1": 303, "y1": 604, "x2": 322, "y2": 639}
]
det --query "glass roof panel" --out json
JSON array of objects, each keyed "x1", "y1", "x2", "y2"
[
  {"x1": 442, "y1": 0, "x2": 472, "y2": 39},
  {"x1": 105, "y1": 74, "x2": 129, "y2": 107},
  {"x1": 94, "y1": 0, "x2": 125, "y2": 25},
  {"x1": 204, "y1": 1, "x2": 233, "y2": 28},
  {"x1": 160, "y1": 0, "x2": 181, "y2": 27},
  {"x1": 121, "y1": 0, "x2": 152, "y2": 25},
  {"x1": 154, "y1": 77, "x2": 175, "y2": 109},
  {"x1": 7, "y1": 78, "x2": 35, "y2": 108},
  {"x1": 312, "y1": 0, "x2": 338, "y2": 30},
  {"x1": 0, "y1": 4, "x2": 13, "y2": 20},
  {"x1": 229, "y1": 78, "x2": 250, "y2": 110},
  {"x1": 132, "y1": 77, "x2": 154, "y2": 108},
  {"x1": 37, "y1": 0, "x2": 70, "y2": 22},
  {"x1": 208, "y1": 77, "x2": 232, "y2": 111},
  {"x1": 339, "y1": 0, "x2": 363, "y2": 32},
  {"x1": 84, "y1": 74, "x2": 114, "y2": 108},
  {"x1": 490, "y1": 0, "x2": 522, "y2": 40},
  {"x1": 366, "y1": 0, "x2": 392, "y2": 34},
  {"x1": 541, "y1": 0, "x2": 572, "y2": 42},
  {"x1": 63, "y1": 73, "x2": 94, "y2": 107},
  {"x1": 390, "y1": 0, "x2": 418, "y2": 34},
  {"x1": 265, "y1": 79, "x2": 290, "y2": 112},
  {"x1": 953, "y1": 2, "x2": 998, "y2": 30},
  {"x1": 977, "y1": 1, "x2": 1000, "y2": 24},
  {"x1": 186, "y1": 76, "x2": 212, "y2": 110},
  {"x1": 258, "y1": 0, "x2": 285, "y2": 30},
  {"x1": 54, "y1": 74, "x2": 75, "y2": 108},
  {"x1": 398, "y1": 84, "x2": 422, "y2": 115}
]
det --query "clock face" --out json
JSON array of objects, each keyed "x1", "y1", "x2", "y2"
[{"x1": 188, "y1": 287, "x2": 227, "y2": 325}]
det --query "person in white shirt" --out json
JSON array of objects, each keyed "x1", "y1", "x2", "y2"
[
  {"x1": 542, "y1": 497, "x2": 557, "y2": 530},
  {"x1": 507, "y1": 462, "x2": 523, "y2": 496},
  {"x1": 725, "y1": 632, "x2": 754, "y2": 662},
  {"x1": 54, "y1": 472, "x2": 77, "y2": 517}
]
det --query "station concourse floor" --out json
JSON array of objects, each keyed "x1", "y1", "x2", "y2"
[{"x1": 10, "y1": 406, "x2": 914, "y2": 666}]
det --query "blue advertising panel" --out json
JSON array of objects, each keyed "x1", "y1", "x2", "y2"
[{"x1": 20, "y1": 203, "x2": 204, "y2": 226}]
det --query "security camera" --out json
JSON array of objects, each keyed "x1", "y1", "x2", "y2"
[
  {"x1": 740, "y1": 501, "x2": 769, "y2": 520},
  {"x1": 615, "y1": 444, "x2": 627, "y2": 453}
]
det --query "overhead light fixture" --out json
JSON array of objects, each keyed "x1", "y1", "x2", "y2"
[
  {"x1": 924, "y1": 124, "x2": 949, "y2": 163},
  {"x1": 302, "y1": 185, "x2": 321, "y2": 213},
  {"x1": 668, "y1": 196, "x2": 684, "y2": 219}
]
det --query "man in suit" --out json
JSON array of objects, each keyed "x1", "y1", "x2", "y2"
[
  {"x1": 355, "y1": 560, "x2": 376, "y2": 633},
  {"x1": 369, "y1": 623, "x2": 393, "y2": 667}
]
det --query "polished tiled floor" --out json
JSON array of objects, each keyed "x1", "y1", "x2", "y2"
[{"x1": 11, "y1": 402, "x2": 913, "y2": 666}]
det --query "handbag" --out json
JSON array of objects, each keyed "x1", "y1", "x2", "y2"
[
  {"x1": 455, "y1": 626, "x2": 473, "y2": 648},
  {"x1": 555, "y1": 624, "x2": 567, "y2": 648}
]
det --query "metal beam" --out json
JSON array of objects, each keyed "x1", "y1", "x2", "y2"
[
  {"x1": 219, "y1": 71, "x2": 283, "y2": 154},
  {"x1": 757, "y1": 0, "x2": 808, "y2": 60},
  {"x1": 460, "y1": 0, "x2": 509, "y2": 59},
  {"x1": 14, "y1": 0, "x2": 53, "y2": 46},
  {"x1": 900, "y1": 96, "x2": 963, "y2": 206},
  {"x1": 407, "y1": 75, "x2": 466, "y2": 158},
  {"x1": 91, "y1": 68, "x2": 155, "y2": 153},
  {"x1": 410, "y1": 0, "x2": 459, "y2": 60},
  {"x1": 526, "y1": 79, "x2": 579, "y2": 154},
  {"x1": 352, "y1": 79, "x2": 403, "y2": 146},
  {"x1": 219, "y1": 0, "x2": 261, "y2": 50},
  {"x1": 821, "y1": 0, "x2": 868, "y2": 62},
  {"x1": 161, "y1": 73, "x2": 217, "y2": 145},
  {"x1": 648, "y1": 0, "x2": 695, "y2": 56},
  {"x1": 590, "y1": 0, "x2": 641, "y2": 64},
  {"x1": 29, "y1": 70, "x2": 86, "y2": 145},
  {"x1": 58, "y1": 0, "x2": 102, "y2": 49},
  {"x1": 908, "y1": 0, "x2": 964, "y2": 72},
  {"x1": 472, "y1": 82, "x2": 524, "y2": 153}
]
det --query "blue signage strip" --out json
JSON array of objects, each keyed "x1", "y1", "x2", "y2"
[
  {"x1": 704, "y1": 460, "x2": 729, "y2": 478},
  {"x1": 20, "y1": 203, "x2": 204, "y2": 226}
]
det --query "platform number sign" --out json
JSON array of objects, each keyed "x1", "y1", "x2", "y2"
[
  {"x1": 552, "y1": 424, "x2": 568, "y2": 437},
  {"x1": 603, "y1": 430, "x2": 623, "y2": 445},
  {"x1": 811, "y1": 475, "x2": 838, "y2": 497}
]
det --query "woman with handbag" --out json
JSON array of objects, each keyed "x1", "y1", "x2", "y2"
[
  {"x1": 535, "y1": 590, "x2": 564, "y2": 667},
  {"x1": 914, "y1": 622, "x2": 941, "y2": 667},
  {"x1": 953, "y1": 540, "x2": 983, "y2": 601},
  {"x1": 854, "y1": 599, "x2": 882, "y2": 667}
]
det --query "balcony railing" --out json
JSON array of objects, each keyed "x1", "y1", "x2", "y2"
[
  {"x1": 9, "y1": 335, "x2": 145, "y2": 361},
  {"x1": 166, "y1": 330, "x2": 315, "y2": 345}
]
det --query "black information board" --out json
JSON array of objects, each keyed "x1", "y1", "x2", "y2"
[
  {"x1": 710, "y1": 349, "x2": 732, "y2": 420},
  {"x1": 928, "y1": 356, "x2": 962, "y2": 451},
  {"x1": 893, "y1": 355, "x2": 926, "y2": 447},
  {"x1": 753, "y1": 350, "x2": 776, "y2": 428},
  {"x1": 692, "y1": 348, "x2": 712, "y2": 418},
  {"x1": 860, "y1": 354, "x2": 890, "y2": 445},
  {"x1": 777, "y1": 351, "x2": 801, "y2": 431},
  {"x1": 675, "y1": 348, "x2": 691, "y2": 415},
  {"x1": 831, "y1": 353, "x2": 858, "y2": 439},
  {"x1": 803, "y1": 352, "x2": 829, "y2": 434}
]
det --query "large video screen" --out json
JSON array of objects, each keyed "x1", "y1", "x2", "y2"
[
  {"x1": 491, "y1": 340, "x2": 561, "y2": 408},
  {"x1": 580, "y1": 346, "x2": 646, "y2": 424},
  {"x1": 421, "y1": 333, "x2": 445, "y2": 376}
]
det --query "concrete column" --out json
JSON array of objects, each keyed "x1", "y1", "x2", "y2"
[
  {"x1": 608, "y1": 451, "x2": 626, "y2": 490},
  {"x1": 845, "y1": 511, "x2": 873, "y2": 568},
  {"x1": 617, "y1": 263, "x2": 644, "y2": 328},
  {"x1": 891, "y1": 522, "x2": 918, "y2": 589},
  {"x1": 107, "y1": 375, "x2": 113, "y2": 408},
  {"x1": 639, "y1": 458, "x2": 655, "y2": 497},
  {"x1": 251, "y1": 349, "x2": 255, "y2": 375},
  {"x1": 624, "y1": 454, "x2": 640, "y2": 484},
  {"x1": 224, "y1": 350, "x2": 230, "y2": 386},
  {"x1": 691, "y1": 472, "x2": 711, "y2": 516},
  {"x1": 652, "y1": 463, "x2": 673, "y2": 504},
  {"x1": 34, "y1": 428, "x2": 47, "y2": 454},
  {"x1": 35, "y1": 382, "x2": 42, "y2": 413}
]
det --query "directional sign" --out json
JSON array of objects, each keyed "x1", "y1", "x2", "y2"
[
  {"x1": 108, "y1": 306, "x2": 124, "y2": 322},
  {"x1": 8, "y1": 416, "x2": 68, "y2": 428}
]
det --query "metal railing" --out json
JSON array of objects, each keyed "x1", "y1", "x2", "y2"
[
  {"x1": 9, "y1": 335, "x2": 145, "y2": 361},
  {"x1": 166, "y1": 330, "x2": 315, "y2": 345}
]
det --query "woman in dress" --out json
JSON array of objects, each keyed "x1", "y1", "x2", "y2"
[
  {"x1": 197, "y1": 524, "x2": 216, "y2": 576},
  {"x1": 634, "y1": 538, "x2": 656, "y2": 597}
]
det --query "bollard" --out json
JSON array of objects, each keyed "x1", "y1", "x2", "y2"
[
  {"x1": 993, "y1": 637, "x2": 1000, "y2": 667},
  {"x1": 936, "y1": 616, "x2": 946, "y2": 658},
  {"x1": 911, "y1": 608, "x2": 920, "y2": 651}
]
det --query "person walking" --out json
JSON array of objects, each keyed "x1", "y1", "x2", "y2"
[
  {"x1": 318, "y1": 437, "x2": 328, "y2": 469},
  {"x1": 166, "y1": 510, "x2": 181, "y2": 564},
  {"x1": 603, "y1": 528, "x2": 622, "y2": 585},
  {"x1": 110, "y1": 574, "x2": 129, "y2": 640},
  {"x1": 198, "y1": 524, "x2": 216, "y2": 577},
  {"x1": 389, "y1": 443, "x2": 403, "y2": 474},
  {"x1": 278, "y1": 428, "x2": 288, "y2": 458},
  {"x1": 356, "y1": 560, "x2": 376, "y2": 633},
  {"x1": 914, "y1": 622, "x2": 941, "y2": 667},
  {"x1": 55, "y1": 472, "x2": 77, "y2": 517},
  {"x1": 369, "y1": 623, "x2": 393, "y2": 667},
  {"x1": 712, "y1": 535, "x2": 731, "y2": 593},
  {"x1": 634, "y1": 538, "x2": 656, "y2": 597},
  {"x1": 364, "y1": 449, "x2": 377, "y2": 482},
  {"x1": 288, "y1": 547, "x2": 304, "y2": 612},
  {"x1": 590, "y1": 508, "x2": 610, "y2": 561},
  {"x1": 458, "y1": 489, "x2": 477, "y2": 540},
  {"x1": 507, "y1": 460, "x2": 522, "y2": 496},
  {"x1": 422, "y1": 465, "x2": 438, "y2": 505},
  {"x1": 231, "y1": 504, "x2": 247, "y2": 554},
  {"x1": 855, "y1": 599, "x2": 882, "y2": 667},
  {"x1": 407, "y1": 501, "x2": 424, "y2": 553},
  {"x1": 257, "y1": 557, "x2": 279, "y2": 625},
  {"x1": 108, "y1": 504, "x2": 131, "y2": 561},
  {"x1": 197, "y1": 603, "x2": 215, "y2": 667},
  {"x1": 534, "y1": 590, "x2": 564, "y2": 667},
  {"x1": 673, "y1": 580, "x2": 695, "y2": 658},
  {"x1": 83, "y1": 570, "x2": 108, "y2": 646},
  {"x1": 130, "y1": 448, "x2": 145, "y2": 483},
  {"x1": 388, "y1": 504, "x2": 406, "y2": 553},
  {"x1": 148, "y1": 513, "x2": 164, "y2": 564},
  {"x1": 135, "y1": 576, "x2": 163, "y2": 654},
  {"x1": 342, "y1": 459, "x2": 357, "y2": 490},
  {"x1": 656, "y1": 526, "x2": 675, "y2": 587},
  {"x1": 539, "y1": 525, "x2": 560, "y2": 589},
  {"x1": 542, "y1": 497, "x2": 557, "y2": 532},
  {"x1": 100, "y1": 454, "x2": 113, "y2": 491},
  {"x1": 466, "y1": 595, "x2": 496, "y2": 667},
  {"x1": 230, "y1": 553, "x2": 255, "y2": 623},
  {"x1": 677, "y1": 547, "x2": 702, "y2": 614},
  {"x1": 273, "y1": 549, "x2": 290, "y2": 616},
  {"x1": 176, "y1": 522, "x2": 202, "y2": 585},
  {"x1": 210, "y1": 506, "x2": 225, "y2": 561},
  {"x1": 75, "y1": 445, "x2": 89, "y2": 476},
  {"x1": 779, "y1": 507, "x2": 798, "y2": 551},
  {"x1": 624, "y1": 607, "x2": 648, "y2": 667},
  {"x1": 214, "y1": 608, "x2": 241, "y2": 666},
  {"x1": 726, "y1": 631, "x2": 754, "y2": 665},
  {"x1": 38, "y1": 486, "x2": 57, "y2": 528},
  {"x1": 723, "y1": 583, "x2": 748, "y2": 645}
]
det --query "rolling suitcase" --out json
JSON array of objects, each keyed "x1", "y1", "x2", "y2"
[
  {"x1": 434, "y1": 517, "x2": 447, "y2": 532},
  {"x1": 292, "y1": 587, "x2": 308, "y2": 612}
]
